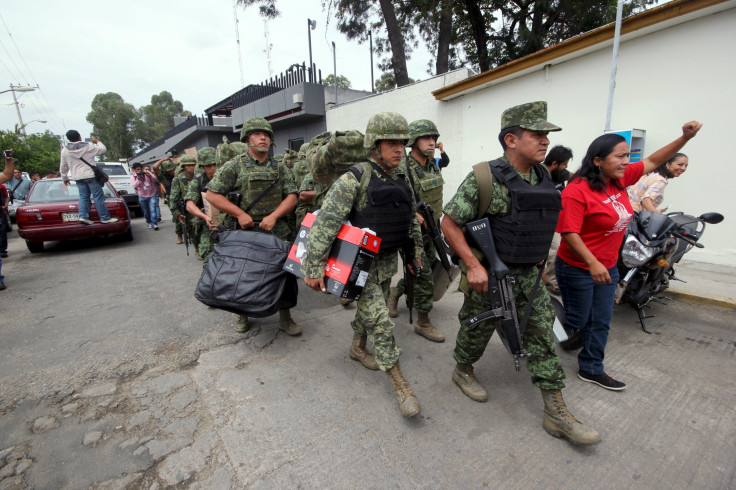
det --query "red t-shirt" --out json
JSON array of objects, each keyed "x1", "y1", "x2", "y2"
[{"x1": 556, "y1": 161, "x2": 644, "y2": 269}]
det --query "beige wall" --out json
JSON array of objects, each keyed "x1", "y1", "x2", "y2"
[{"x1": 326, "y1": 5, "x2": 736, "y2": 265}]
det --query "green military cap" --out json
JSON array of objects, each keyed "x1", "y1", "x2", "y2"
[
  {"x1": 197, "y1": 147, "x2": 217, "y2": 166},
  {"x1": 180, "y1": 155, "x2": 197, "y2": 165},
  {"x1": 161, "y1": 160, "x2": 177, "y2": 172},
  {"x1": 501, "y1": 101, "x2": 561, "y2": 132}
]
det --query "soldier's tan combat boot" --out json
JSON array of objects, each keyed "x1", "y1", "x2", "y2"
[
  {"x1": 278, "y1": 309, "x2": 302, "y2": 336},
  {"x1": 195, "y1": 250, "x2": 203, "y2": 261},
  {"x1": 235, "y1": 315, "x2": 250, "y2": 333},
  {"x1": 348, "y1": 332, "x2": 379, "y2": 370},
  {"x1": 176, "y1": 235, "x2": 183, "y2": 245},
  {"x1": 452, "y1": 363, "x2": 488, "y2": 402},
  {"x1": 415, "y1": 312, "x2": 445, "y2": 342},
  {"x1": 541, "y1": 389, "x2": 601, "y2": 445},
  {"x1": 387, "y1": 287, "x2": 401, "y2": 318},
  {"x1": 386, "y1": 362, "x2": 421, "y2": 418}
]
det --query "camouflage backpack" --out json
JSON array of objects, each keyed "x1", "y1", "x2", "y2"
[{"x1": 307, "y1": 130, "x2": 371, "y2": 209}]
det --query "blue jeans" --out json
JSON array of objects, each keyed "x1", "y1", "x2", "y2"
[
  {"x1": 138, "y1": 196, "x2": 158, "y2": 225},
  {"x1": 555, "y1": 257, "x2": 619, "y2": 376},
  {"x1": 76, "y1": 178, "x2": 111, "y2": 221},
  {"x1": 152, "y1": 196, "x2": 161, "y2": 223}
]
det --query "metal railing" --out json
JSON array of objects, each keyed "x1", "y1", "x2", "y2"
[{"x1": 232, "y1": 62, "x2": 321, "y2": 109}]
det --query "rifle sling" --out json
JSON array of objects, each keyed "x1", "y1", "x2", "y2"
[{"x1": 243, "y1": 176, "x2": 280, "y2": 214}]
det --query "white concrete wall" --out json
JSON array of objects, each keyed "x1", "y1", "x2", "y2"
[{"x1": 325, "y1": 6, "x2": 736, "y2": 266}]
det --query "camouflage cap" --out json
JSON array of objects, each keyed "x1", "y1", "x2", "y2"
[
  {"x1": 364, "y1": 112, "x2": 410, "y2": 148},
  {"x1": 240, "y1": 117, "x2": 275, "y2": 145},
  {"x1": 501, "y1": 101, "x2": 561, "y2": 132},
  {"x1": 197, "y1": 147, "x2": 217, "y2": 168},
  {"x1": 161, "y1": 160, "x2": 177, "y2": 172},
  {"x1": 407, "y1": 119, "x2": 439, "y2": 147},
  {"x1": 180, "y1": 155, "x2": 197, "y2": 166}
]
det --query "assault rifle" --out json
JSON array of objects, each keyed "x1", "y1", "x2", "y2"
[
  {"x1": 416, "y1": 200, "x2": 454, "y2": 277},
  {"x1": 177, "y1": 199, "x2": 190, "y2": 256},
  {"x1": 400, "y1": 234, "x2": 422, "y2": 325},
  {"x1": 463, "y1": 217, "x2": 530, "y2": 372}
]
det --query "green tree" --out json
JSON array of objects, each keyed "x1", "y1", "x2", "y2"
[
  {"x1": 135, "y1": 91, "x2": 189, "y2": 147},
  {"x1": 322, "y1": 74, "x2": 352, "y2": 89},
  {"x1": 86, "y1": 92, "x2": 139, "y2": 161},
  {"x1": 373, "y1": 72, "x2": 416, "y2": 92},
  {"x1": 0, "y1": 130, "x2": 61, "y2": 175}
]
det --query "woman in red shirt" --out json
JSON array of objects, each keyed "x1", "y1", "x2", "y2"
[{"x1": 555, "y1": 121, "x2": 702, "y2": 391}]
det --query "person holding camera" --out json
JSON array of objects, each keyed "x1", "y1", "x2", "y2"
[
  {"x1": 131, "y1": 162, "x2": 160, "y2": 230},
  {"x1": 59, "y1": 130, "x2": 118, "y2": 225},
  {"x1": 0, "y1": 149, "x2": 15, "y2": 290}
]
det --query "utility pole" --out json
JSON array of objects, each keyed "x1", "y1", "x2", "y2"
[
  {"x1": 7, "y1": 84, "x2": 37, "y2": 136},
  {"x1": 308, "y1": 19, "x2": 317, "y2": 83},
  {"x1": 369, "y1": 31, "x2": 375, "y2": 93}
]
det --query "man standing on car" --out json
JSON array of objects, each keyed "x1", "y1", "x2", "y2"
[
  {"x1": 131, "y1": 162, "x2": 160, "y2": 230},
  {"x1": 59, "y1": 130, "x2": 118, "y2": 226}
]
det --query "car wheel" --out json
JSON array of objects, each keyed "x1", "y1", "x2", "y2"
[
  {"x1": 26, "y1": 240, "x2": 44, "y2": 253},
  {"x1": 120, "y1": 226, "x2": 134, "y2": 242}
]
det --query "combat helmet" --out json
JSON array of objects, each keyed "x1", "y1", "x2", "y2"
[
  {"x1": 196, "y1": 147, "x2": 216, "y2": 172},
  {"x1": 407, "y1": 119, "x2": 439, "y2": 147},
  {"x1": 161, "y1": 160, "x2": 177, "y2": 172},
  {"x1": 363, "y1": 112, "x2": 410, "y2": 149},
  {"x1": 240, "y1": 117, "x2": 275, "y2": 145}
]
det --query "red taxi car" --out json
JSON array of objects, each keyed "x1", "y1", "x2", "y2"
[{"x1": 16, "y1": 179, "x2": 133, "y2": 253}]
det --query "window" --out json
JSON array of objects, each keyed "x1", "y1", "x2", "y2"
[{"x1": 288, "y1": 138, "x2": 304, "y2": 151}]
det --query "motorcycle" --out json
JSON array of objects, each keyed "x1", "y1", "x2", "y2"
[{"x1": 615, "y1": 209, "x2": 724, "y2": 333}]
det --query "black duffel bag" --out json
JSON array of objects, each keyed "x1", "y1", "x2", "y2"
[{"x1": 194, "y1": 229, "x2": 297, "y2": 317}]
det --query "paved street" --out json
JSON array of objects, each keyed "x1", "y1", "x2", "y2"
[{"x1": 1, "y1": 207, "x2": 734, "y2": 489}]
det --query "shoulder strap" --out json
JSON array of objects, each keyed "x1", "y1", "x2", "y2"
[
  {"x1": 10, "y1": 179, "x2": 22, "y2": 194},
  {"x1": 472, "y1": 161, "x2": 494, "y2": 220}
]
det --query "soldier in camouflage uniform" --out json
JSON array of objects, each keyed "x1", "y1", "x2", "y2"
[
  {"x1": 387, "y1": 119, "x2": 445, "y2": 342},
  {"x1": 302, "y1": 112, "x2": 424, "y2": 418},
  {"x1": 170, "y1": 155, "x2": 201, "y2": 257},
  {"x1": 184, "y1": 148, "x2": 218, "y2": 267},
  {"x1": 441, "y1": 101, "x2": 600, "y2": 445},
  {"x1": 153, "y1": 156, "x2": 182, "y2": 241},
  {"x1": 205, "y1": 117, "x2": 301, "y2": 336}
]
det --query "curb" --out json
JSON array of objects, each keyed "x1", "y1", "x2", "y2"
[{"x1": 668, "y1": 289, "x2": 736, "y2": 309}]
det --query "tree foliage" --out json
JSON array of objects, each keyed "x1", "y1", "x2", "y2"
[
  {"x1": 86, "y1": 92, "x2": 139, "y2": 161},
  {"x1": 135, "y1": 91, "x2": 189, "y2": 147},
  {"x1": 322, "y1": 74, "x2": 352, "y2": 89},
  {"x1": 374, "y1": 72, "x2": 417, "y2": 93},
  {"x1": 0, "y1": 130, "x2": 61, "y2": 175}
]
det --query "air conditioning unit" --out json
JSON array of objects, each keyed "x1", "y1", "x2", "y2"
[{"x1": 293, "y1": 93, "x2": 304, "y2": 105}]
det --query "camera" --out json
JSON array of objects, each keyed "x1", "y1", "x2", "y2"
[{"x1": 3, "y1": 150, "x2": 12, "y2": 159}]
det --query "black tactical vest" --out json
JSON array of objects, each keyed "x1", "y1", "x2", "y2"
[
  {"x1": 347, "y1": 162, "x2": 413, "y2": 253},
  {"x1": 486, "y1": 159, "x2": 561, "y2": 265}
]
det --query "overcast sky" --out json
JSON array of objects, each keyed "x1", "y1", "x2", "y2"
[{"x1": 0, "y1": 0, "x2": 433, "y2": 139}]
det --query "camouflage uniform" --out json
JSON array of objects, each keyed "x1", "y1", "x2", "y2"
[
  {"x1": 185, "y1": 148, "x2": 217, "y2": 266},
  {"x1": 157, "y1": 163, "x2": 183, "y2": 237},
  {"x1": 301, "y1": 161, "x2": 423, "y2": 371},
  {"x1": 394, "y1": 153, "x2": 445, "y2": 314},
  {"x1": 444, "y1": 158, "x2": 565, "y2": 390},
  {"x1": 170, "y1": 157, "x2": 200, "y2": 252},
  {"x1": 295, "y1": 171, "x2": 314, "y2": 226},
  {"x1": 206, "y1": 151, "x2": 297, "y2": 241}
]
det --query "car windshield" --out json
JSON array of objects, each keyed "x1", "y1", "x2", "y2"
[
  {"x1": 97, "y1": 164, "x2": 128, "y2": 176},
  {"x1": 26, "y1": 181, "x2": 115, "y2": 202}
]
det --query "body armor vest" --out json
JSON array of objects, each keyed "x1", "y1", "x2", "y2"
[
  {"x1": 486, "y1": 159, "x2": 561, "y2": 265},
  {"x1": 407, "y1": 156, "x2": 444, "y2": 215},
  {"x1": 239, "y1": 157, "x2": 281, "y2": 222},
  {"x1": 348, "y1": 162, "x2": 413, "y2": 253}
]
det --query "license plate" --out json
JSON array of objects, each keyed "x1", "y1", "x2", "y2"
[{"x1": 63, "y1": 213, "x2": 80, "y2": 222}]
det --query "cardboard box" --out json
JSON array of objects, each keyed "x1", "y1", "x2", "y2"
[{"x1": 284, "y1": 212, "x2": 381, "y2": 300}]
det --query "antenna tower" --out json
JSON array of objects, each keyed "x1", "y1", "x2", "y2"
[{"x1": 232, "y1": 1, "x2": 245, "y2": 88}]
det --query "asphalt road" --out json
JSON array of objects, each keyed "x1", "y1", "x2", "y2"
[{"x1": 0, "y1": 206, "x2": 734, "y2": 488}]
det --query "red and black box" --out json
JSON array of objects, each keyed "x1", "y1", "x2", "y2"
[{"x1": 284, "y1": 212, "x2": 381, "y2": 300}]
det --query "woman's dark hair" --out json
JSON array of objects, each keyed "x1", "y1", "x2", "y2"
[
  {"x1": 543, "y1": 145, "x2": 573, "y2": 166},
  {"x1": 570, "y1": 133, "x2": 627, "y2": 192},
  {"x1": 652, "y1": 152, "x2": 687, "y2": 178}
]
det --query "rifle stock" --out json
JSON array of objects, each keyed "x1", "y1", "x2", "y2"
[
  {"x1": 416, "y1": 201, "x2": 454, "y2": 277},
  {"x1": 464, "y1": 217, "x2": 530, "y2": 372},
  {"x1": 177, "y1": 199, "x2": 190, "y2": 256}
]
